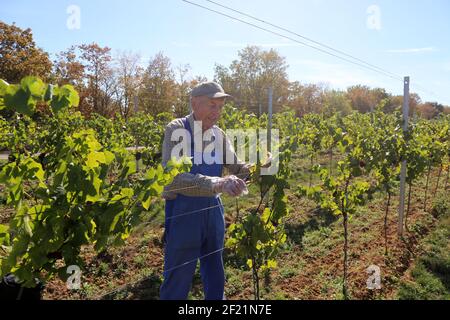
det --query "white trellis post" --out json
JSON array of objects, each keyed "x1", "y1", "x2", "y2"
[
  {"x1": 134, "y1": 95, "x2": 140, "y2": 172},
  {"x1": 268, "y1": 87, "x2": 273, "y2": 153},
  {"x1": 398, "y1": 76, "x2": 410, "y2": 237}
]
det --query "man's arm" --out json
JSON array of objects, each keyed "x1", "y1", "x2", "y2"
[{"x1": 162, "y1": 120, "x2": 218, "y2": 199}]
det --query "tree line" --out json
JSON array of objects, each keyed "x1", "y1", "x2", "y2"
[{"x1": 1, "y1": 21, "x2": 449, "y2": 120}]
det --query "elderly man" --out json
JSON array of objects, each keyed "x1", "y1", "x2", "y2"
[{"x1": 159, "y1": 82, "x2": 250, "y2": 300}]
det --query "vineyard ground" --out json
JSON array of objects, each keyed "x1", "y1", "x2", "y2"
[{"x1": 1, "y1": 153, "x2": 448, "y2": 300}]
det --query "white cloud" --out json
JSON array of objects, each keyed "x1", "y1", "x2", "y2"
[{"x1": 386, "y1": 47, "x2": 437, "y2": 53}]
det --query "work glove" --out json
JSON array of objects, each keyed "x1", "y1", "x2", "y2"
[{"x1": 212, "y1": 175, "x2": 248, "y2": 197}]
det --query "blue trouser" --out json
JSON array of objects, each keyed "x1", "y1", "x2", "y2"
[
  {"x1": 160, "y1": 116, "x2": 225, "y2": 300},
  {"x1": 160, "y1": 195, "x2": 225, "y2": 300}
]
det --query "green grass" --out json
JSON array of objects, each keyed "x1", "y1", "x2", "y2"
[
  {"x1": 397, "y1": 193, "x2": 450, "y2": 300},
  {"x1": 133, "y1": 254, "x2": 148, "y2": 268},
  {"x1": 279, "y1": 266, "x2": 299, "y2": 279},
  {"x1": 225, "y1": 267, "x2": 247, "y2": 296},
  {"x1": 97, "y1": 262, "x2": 110, "y2": 276}
]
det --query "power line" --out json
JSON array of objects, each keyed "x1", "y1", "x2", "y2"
[
  {"x1": 409, "y1": 82, "x2": 443, "y2": 102},
  {"x1": 182, "y1": 0, "x2": 403, "y2": 82},
  {"x1": 184, "y1": 0, "x2": 449, "y2": 104},
  {"x1": 204, "y1": 0, "x2": 403, "y2": 81}
]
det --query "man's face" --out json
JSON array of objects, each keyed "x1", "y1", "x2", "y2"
[{"x1": 191, "y1": 96, "x2": 225, "y2": 130}]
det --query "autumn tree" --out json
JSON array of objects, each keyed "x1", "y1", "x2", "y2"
[
  {"x1": 114, "y1": 51, "x2": 143, "y2": 119},
  {"x1": 346, "y1": 86, "x2": 393, "y2": 113},
  {"x1": 53, "y1": 46, "x2": 85, "y2": 87},
  {"x1": 138, "y1": 52, "x2": 178, "y2": 116},
  {"x1": 443, "y1": 106, "x2": 450, "y2": 115},
  {"x1": 388, "y1": 93, "x2": 421, "y2": 116},
  {"x1": 323, "y1": 90, "x2": 353, "y2": 116},
  {"x1": 346, "y1": 85, "x2": 373, "y2": 113},
  {"x1": 173, "y1": 64, "x2": 193, "y2": 117},
  {"x1": 79, "y1": 43, "x2": 115, "y2": 117},
  {"x1": 214, "y1": 46, "x2": 289, "y2": 114},
  {"x1": 0, "y1": 21, "x2": 52, "y2": 83},
  {"x1": 416, "y1": 102, "x2": 445, "y2": 119},
  {"x1": 50, "y1": 46, "x2": 88, "y2": 114},
  {"x1": 287, "y1": 82, "x2": 326, "y2": 116},
  {"x1": 410, "y1": 93, "x2": 423, "y2": 115}
]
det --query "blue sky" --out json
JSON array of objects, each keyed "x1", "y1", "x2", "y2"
[{"x1": 1, "y1": 0, "x2": 450, "y2": 105}]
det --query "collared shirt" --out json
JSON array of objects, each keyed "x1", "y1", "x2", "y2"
[{"x1": 162, "y1": 113, "x2": 251, "y2": 199}]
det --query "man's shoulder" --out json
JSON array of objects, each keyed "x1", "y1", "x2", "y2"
[{"x1": 165, "y1": 117, "x2": 185, "y2": 131}]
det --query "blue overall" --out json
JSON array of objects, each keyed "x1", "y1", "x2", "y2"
[{"x1": 160, "y1": 117, "x2": 225, "y2": 300}]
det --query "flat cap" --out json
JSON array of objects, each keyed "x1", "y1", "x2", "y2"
[{"x1": 190, "y1": 81, "x2": 231, "y2": 99}]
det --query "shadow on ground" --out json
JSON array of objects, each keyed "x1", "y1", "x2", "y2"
[
  {"x1": 285, "y1": 206, "x2": 338, "y2": 246},
  {"x1": 102, "y1": 273, "x2": 162, "y2": 300}
]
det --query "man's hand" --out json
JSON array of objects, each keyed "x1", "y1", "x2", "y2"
[{"x1": 213, "y1": 175, "x2": 248, "y2": 197}]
